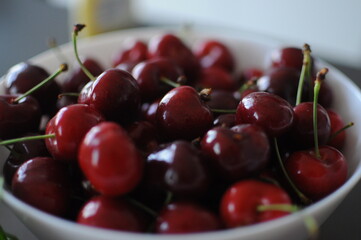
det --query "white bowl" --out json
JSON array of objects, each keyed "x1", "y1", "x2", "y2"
[{"x1": 1, "y1": 27, "x2": 361, "y2": 240}]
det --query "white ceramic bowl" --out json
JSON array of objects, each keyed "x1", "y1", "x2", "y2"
[{"x1": 1, "y1": 27, "x2": 361, "y2": 240}]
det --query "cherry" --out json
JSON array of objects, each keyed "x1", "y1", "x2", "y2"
[
  {"x1": 327, "y1": 109, "x2": 348, "y2": 150},
  {"x1": 220, "y1": 180, "x2": 292, "y2": 228},
  {"x1": 4, "y1": 62, "x2": 61, "y2": 116},
  {"x1": 77, "y1": 195, "x2": 148, "y2": 232},
  {"x1": 0, "y1": 95, "x2": 41, "y2": 139},
  {"x1": 12, "y1": 157, "x2": 71, "y2": 216},
  {"x1": 145, "y1": 140, "x2": 210, "y2": 199},
  {"x1": 61, "y1": 57, "x2": 104, "y2": 93},
  {"x1": 156, "y1": 202, "x2": 221, "y2": 233},
  {"x1": 156, "y1": 86, "x2": 213, "y2": 140},
  {"x1": 213, "y1": 114, "x2": 236, "y2": 128},
  {"x1": 236, "y1": 92, "x2": 294, "y2": 137},
  {"x1": 206, "y1": 89, "x2": 239, "y2": 114},
  {"x1": 78, "y1": 68, "x2": 141, "y2": 125},
  {"x1": 198, "y1": 67, "x2": 238, "y2": 91},
  {"x1": 148, "y1": 33, "x2": 200, "y2": 82},
  {"x1": 140, "y1": 99, "x2": 160, "y2": 125},
  {"x1": 126, "y1": 121, "x2": 159, "y2": 155},
  {"x1": 285, "y1": 146, "x2": 347, "y2": 200},
  {"x1": 194, "y1": 39, "x2": 235, "y2": 72},
  {"x1": 3, "y1": 133, "x2": 50, "y2": 186},
  {"x1": 132, "y1": 57, "x2": 184, "y2": 102},
  {"x1": 112, "y1": 40, "x2": 148, "y2": 68},
  {"x1": 78, "y1": 122, "x2": 143, "y2": 196},
  {"x1": 241, "y1": 68, "x2": 264, "y2": 82},
  {"x1": 271, "y1": 46, "x2": 312, "y2": 71},
  {"x1": 201, "y1": 124, "x2": 270, "y2": 181},
  {"x1": 45, "y1": 104, "x2": 104, "y2": 162}
]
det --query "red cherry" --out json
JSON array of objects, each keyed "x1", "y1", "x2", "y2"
[
  {"x1": 220, "y1": 180, "x2": 291, "y2": 228},
  {"x1": 156, "y1": 202, "x2": 221, "y2": 233},
  {"x1": 156, "y1": 86, "x2": 213, "y2": 140},
  {"x1": 198, "y1": 67, "x2": 238, "y2": 91},
  {"x1": 271, "y1": 47, "x2": 306, "y2": 71},
  {"x1": 285, "y1": 145, "x2": 348, "y2": 200},
  {"x1": 194, "y1": 40, "x2": 235, "y2": 72},
  {"x1": 126, "y1": 121, "x2": 159, "y2": 154},
  {"x1": 45, "y1": 104, "x2": 104, "y2": 162},
  {"x1": 327, "y1": 109, "x2": 347, "y2": 150},
  {"x1": 78, "y1": 122, "x2": 143, "y2": 196},
  {"x1": 12, "y1": 157, "x2": 71, "y2": 216},
  {"x1": 241, "y1": 68, "x2": 264, "y2": 82},
  {"x1": 77, "y1": 195, "x2": 148, "y2": 232},
  {"x1": 140, "y1": 99, "x2": 160, "y2": 125},
  {"x1": 236, "y1": 92, "x2": 294, "y2": 137},
  {"x1": 112, "y1": 40, "x2": 148, "y2": 68}
]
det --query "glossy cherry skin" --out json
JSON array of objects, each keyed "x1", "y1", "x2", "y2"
[
  {"x1": 156, "y1": 86, "x2": 213, "y2": 140},
  {"x1": 236, "y1": 92, "x2": 294, "y2": 137},
  {"x1": 78, "y1": 122, "x2": 143, "y2": 196},
  {"x1": 156, "y1": 202, "x2": 221, "y2": 233},
  {"x1": 206, "y1": 89, "x2": 239, "y2": 114},
  {"x1": 291, "y1": 102, "x2": 331, "y2": 149},
  {"x1": 198, "y1": 67, "x2": 238, "y2": 91},
  {"x1": 126, "y1": 121, "x2": 159, "y2": 155},
  {"x1": 12, "y1": 157, "x2": 71, "y2": 216},
  {"x1": 140, "y1": 99, "x2": 160, "y2": 125},
  {"x1": 0, "y1": 95, "x2": 41, "y2": 139},
  {"x1": 3, "y1": 133, "x2": 50, "y2": 186},
  {"x1": 78, "y1": 68, "x2": 140, "y2": 125},
  {"x1": 62, "y1": 58, "x2": 104, "y2": 93},
  {"x1": 201, "y1": 124, "x2": 270, "y2": 181},
  {"x1": 194, "y1": 40, "x2": 235, "y2": 72},
  {"x1": 213, "y1": 114, "x2": 236, "y2": 128},
  {"x1": 220, "y1": 180, "x2": 292, "y2": 228},
  {"x1": 327, "y1": 109, "x2": 347, "y2": 150},
  {"x1": 285, "y1": 146, "x2": 347, "y2": 200},
  {"x1": 271, "y1": 47, "x2": 306, "y2": 71},
  {"x1": 132, "y1": 57, "x2": 184, "y2": 102},
  {"x1": 77, "y1": 196, "x2": 148, "y2": 232},
  {"x1": 4, "y1": 62, "x2": 60, "y2": 116},
  {"x1": 112, "y1": 40, "x2": 148, "y2": 68},
  {"x1": 145, "y1": 140, "x2": 210, "y2": 198},
  {"x1": 45, "y1": 104, "x2": 104, "y2": 162},
  {"x1": 148, "y1": 34, "x2": 200, "y2": 82}
]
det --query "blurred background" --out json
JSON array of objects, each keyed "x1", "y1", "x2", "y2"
[{"x1": 0, "y1": 0, "x2": 360, "y2": 239}]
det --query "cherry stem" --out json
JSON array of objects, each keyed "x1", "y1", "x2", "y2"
[
  {"x1": 199, "y1": 88, "x2": 212, "y2": 101},
  {"x1": 0, "y1": 176, "x2": 3, "y2": 199},
  {"x1": 163, "y1": 191, "x2": 173, "y2": 206},
  {"x1": 273, "y1": 138, "x2": 311, "y2": 204},
  {"x1": 13, "y1": 64, "x2": 68, "y2": 103},
  {"x1": 313, "y1": 68, "x2": 328, "y2": 159},
  {"x1": 296, "y1": 44, "x2": 312, "y2": 106},
  {"x1": 211, "y1": 108, "x2": 237, "y2": 114},
  {"x1": 72, "y1": 24, "x2": 96, "y2": 81},
  {"x1": 328, "y1": 122, "x2": 354, "y2": 142},
  {"x1": 58, "y1": 92, "x2": 80, "y2": 99},
  {"x1": 160, "y1": 77, "x2": 180, "y2": 88},
  {"x1": 238, "y1": 78, "x2": 257, "y2": 94},
  {"x1": 0, "y1": 134, "x2": 55, "y2": 146},
  {"x1": 126, "y1": 197, "x2": 158, "y2": 218}
]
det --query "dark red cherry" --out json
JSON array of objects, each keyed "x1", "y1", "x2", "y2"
[
  {"x1": 4, "y1": 62, "x2": 61, "y2": 116},
  {"x1": 0, "y1": 95, "x2": 41, "y2": 139},
  {"x1": 201, "y1": 124, "x2": 270, "y2": 181},
  {"x1": 146, "y1": 140, "x2": 210, "y2": 198},
  {"x1": 78, "y1": 122, "x2": 143, "y2": 196},
  {"x1": 194, "y1": 40, "x2": 235, "y2": 72},
  {"x1": 285, "y1": 145, "x2": 347, "y2": 200},
  {"x1": 77, "y1": 195, "x2": 148, "y2": 232},
  {"x1": 156, "y1": 86, "x2": 213, "y2": 140},
  {"x1": 327, "y1": 109, "x2": 347, "y2": 150},
  {"x1": 318, "y1": 81, "x2": 333, "y2": 108},
  {"x1": 148, "y1": 33, "x2": 200, "y2": 82},
  {"x1": 220, "y1": 180, "x2": 292, "y2": 228},
  {"x1": 236, "y1": 92, "x2": 294, "y2": 137},
  {"x1": 78, "y1": 68, "x2": 140, "y2": 125},
  {"x1": 198, "y1": 67, "x2": 238, "y2": 91},
  {"x1": 213, "y1": 114, "x2": 236, "y2": 128},
  {"x1": 271, "y1": 47, "x2": 306, "y2": 71},
  {"x1": 206, "y1": 89, "x2": 239, "y2": 113},
  {"x1": 62, "y1": 58, "x2": 104, "y2": 93},
  {"x1": 112, "y1": 40, "x2": 148, "y2": 68},
  {"x1": 140, "y1": 99, "x2": 160, "y2": 125},
  {"x1": 291, "y1": 102, "x2": 331, "y2": 149},
  {"x1": 3, "y1": 133, "x2": 50, "y2": 186},
  {"x1": 45, "y1": 104, "x2": 104, "y2": 162},
  {"x1": 126, "y1": 121, "x2": 159, "y2": 154},
  {"x1": 156, "y1": 202, "x2": 221, "y2": 233},
  {"x1": 12, "y1": 157, "x2": 71, "y2": 216},
  {"x1": 132, "y1": 57, "x2": 184, "y2": 102}
]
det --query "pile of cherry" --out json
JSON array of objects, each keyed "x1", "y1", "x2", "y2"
[{"x1": 0, "y1": 25, "x2": 350, "y2": 234}]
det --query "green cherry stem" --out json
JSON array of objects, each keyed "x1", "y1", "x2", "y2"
[
  {"x1": 328, "y1": 122, "x2": 354, "y2": 142},
  {"x1": 13, "y1": 63, "x2": 68, "y2": 103},
  {"x1": 238, "y1": 78, "x2": 257, "y2": 94},
  {"x1": 126, "y1": 197, "x2": 158, "y2": 218},
  {"x1": 295, "y1": 44, "x2": 312, "y2": 106},
  {"x1": 160, "y1": 77, "x2": 181, "y2": 88},
  {"x1": 273, "y1": 138, "x2": 311, "y2": 204},
  {"x1": 313, "y1": 68, "x2": 328, "y2": 159},
  {"x1": 0, "y1": 134, "x2": 55, "y2": 146},
  {"x1": 72, "y1": 24, "x2": 96, "y2": 81}
]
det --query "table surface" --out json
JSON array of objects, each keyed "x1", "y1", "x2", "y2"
[{"x1": 1, "y1": 0, "x2": 361, "y2": 239}]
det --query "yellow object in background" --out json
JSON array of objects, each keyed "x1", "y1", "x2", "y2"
[{"x1": 70, "y1": 0, "x2": 133, "y2": 36}]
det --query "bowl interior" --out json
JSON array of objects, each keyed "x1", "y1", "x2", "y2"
[{"x1": 1, "y1": 26, "x2": 361, "y2": 240}]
